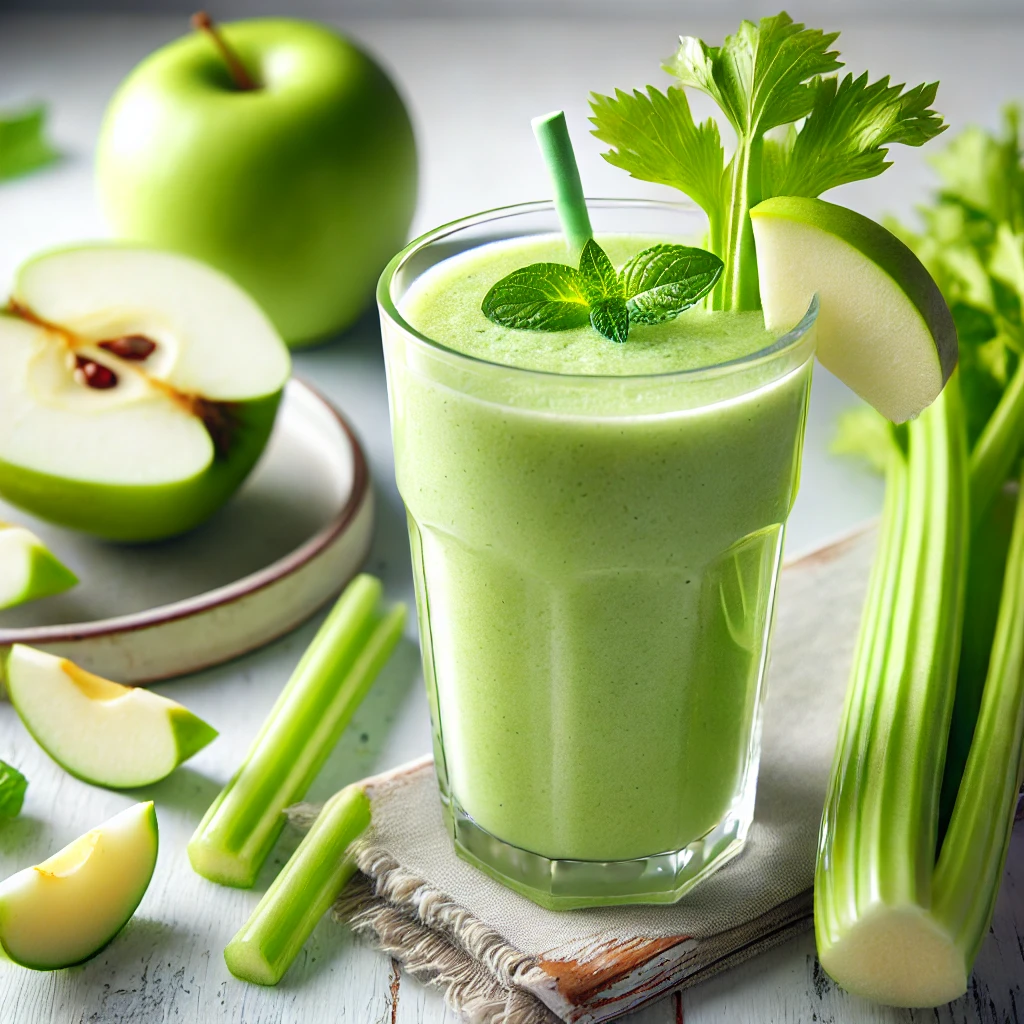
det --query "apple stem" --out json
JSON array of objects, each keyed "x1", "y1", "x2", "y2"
[{"x1": 191, "y1": 11, "x2": 258, "y2": 91}]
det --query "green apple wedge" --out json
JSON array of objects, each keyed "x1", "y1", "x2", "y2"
[
  {"x1": 4, "y1": 645, "x2": 217, "y2": 789},
  {"x1": 0, "y1": 522, "x2": 77, "y2": 610},
  {"x1": 0, "y1": 244, "x2": 291, "y2": 541},
  {"x1": 96, "y1": 16, "x2": 417, "y2": 347},
  {"x1": 750, "y1": 196, "x2": 957, "y2": 424},
  {"x1": 0, "y1": 801, "x2": 157, "y2": 970}
]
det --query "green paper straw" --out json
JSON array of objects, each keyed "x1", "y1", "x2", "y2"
[{"x1": 531, "y1": 110, "x2": 593, "y2": 258}]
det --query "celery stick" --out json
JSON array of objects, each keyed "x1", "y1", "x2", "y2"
[
  {"x1": 931, "y1": 468, "x2": 1024, "y2": 976},
  {"x1": 938, "y1": 489, "x2": 1015, "y2": 834},
  {"x1": 969, "y1": 359, "x2": 1024, "y2": 528},
  {"x1": 188, "y1": 576, "x2": 405, "y2": 887},
  {"x1": 224, "y1": 784, "x2": 370, "y2": 985},
  {"x1": 814, "y1": 378, "x2": 969, "y2": 1007}
]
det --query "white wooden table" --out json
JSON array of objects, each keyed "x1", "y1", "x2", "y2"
[{"x1": 0, "y1": 12, "x2": 1021, "y2": 1023}]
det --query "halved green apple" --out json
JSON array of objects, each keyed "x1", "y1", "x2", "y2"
[
  {"x1": 0, "y1": 801, "x2": 157, "y2": 970},
  {"x1": 750, "y1": 196, "x2": 958, "y2": 424},
  {"x1": 0, "y1": 521, "x2": 77, "y2": 610},
  {"x1": 0, "y1": 244, "x2": 291, "y2": 542},
  {"x1": 5, "y1": 645, "x2": 217, "y2": 788}
]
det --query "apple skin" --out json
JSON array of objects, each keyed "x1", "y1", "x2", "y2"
[
  {"x1": 0, "y1": 387, "x2": 281, "y2": 544},
  {"x1": 0, "y1": 528, "x2": 78, "y2": 611},
  {"x1": 96, "y1": 18, "x2": 418, "y2": 347},
  {"x1": 0, "y1": 802, "x2": 158, "y2": 971}
]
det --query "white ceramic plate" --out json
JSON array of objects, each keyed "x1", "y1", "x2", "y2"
[{"x1": 0, "y1": 379, "x2": 373, "y2": 684}]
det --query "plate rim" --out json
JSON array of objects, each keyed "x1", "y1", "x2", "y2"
[{"x1": 0, "y1": 377, "x2": 370, "y2": 645}]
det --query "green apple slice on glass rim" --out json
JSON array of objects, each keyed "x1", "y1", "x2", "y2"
[
  {"x1": 0, "y1": 244, "x2": 291, "y2": 542},
  {"x1": 750, "y1": 196, "x2": 958, "y2": 424},
  {"x1": 0, "y1": 522, "x2": 77, "y2": 610},
  {"x1": 3, "y1": 645, "x2": 217, "y2": 789},
  {"x1": 0, "y1": 801, "x2": 157, "y2": 971}
]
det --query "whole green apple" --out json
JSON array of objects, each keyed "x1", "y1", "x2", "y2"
[
  {"x1": 0, "y1": 244, "x2": 291, "y2": 543},
  {"x1": 96, "y1": 18, "x2": 417, "y2": 347}
]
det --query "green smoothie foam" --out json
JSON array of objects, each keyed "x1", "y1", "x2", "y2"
[{"x1": 388, "y1": 233, "x2": 813, "y2": 874}]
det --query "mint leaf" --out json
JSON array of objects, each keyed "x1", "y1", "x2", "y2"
[
  {"x1": 481, "y1": 262, "x2": 590, "y2": 331},
  {"x1": 0, "y1": 104, "x2": 58, "y2": 182},
  {"x1": 664, "y1": 13, "x2": 841, "y2": 137},
  {"x1": 0, "y1": 761, "x2": 27, "y2": 819},
  {"x1": 764, "y1": 73, "x2": 946, "y2": 199},
  {"x1": 578, "y1": 238, "x2": 623, "y2": 302},
  {"x1": 482, "y1": 238, "x2": 722, "y2": 343},
  {"x1": 590, "y1": 297, "x2": 630, "y2": 343},
  {"x1": 589, "y1": 87, "x2": 727, "y2": 231},
  {"x1": 620, "y1": 244, "x2": 723, "y2": 324}
]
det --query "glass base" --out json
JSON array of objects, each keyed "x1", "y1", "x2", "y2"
[{"x1": 444, "y1": 796, "x2": 752, "y2": 910}]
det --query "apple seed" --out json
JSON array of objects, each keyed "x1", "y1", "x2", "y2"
[
  {"x1": 74, "y1": 356, "x2": 119, "y2": 390},
  {"x1": 99, "y1": 335, "x2": 157, "y2": 361}
]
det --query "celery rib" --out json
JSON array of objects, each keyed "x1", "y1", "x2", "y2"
[
  {"x1": 815, "y1": 378, "x2": 970, "y2": 1007},
  {"x1": 225, "y1": 784, "x2": 371, "y2": 985},
  {"x1": 932, "y1": 464, "x2": 1024, "y2": 967},
  {"x1": 970, "y1": 358, "x2": 1024, "y2": 529},
  {"x1": 188, "y1": 576, "x2": 405, "y2": 888}
]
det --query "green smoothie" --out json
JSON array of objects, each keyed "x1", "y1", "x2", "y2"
[{"x1": 383, "y1": 231, "x2": 815, "y2": 903}]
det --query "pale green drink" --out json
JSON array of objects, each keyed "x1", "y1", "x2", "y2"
[{"x1": 379, "y1": 202, "x2": 816, "y2": 908}]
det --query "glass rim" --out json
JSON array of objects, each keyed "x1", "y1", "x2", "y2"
[{"x1": 377, "y1": 198, "x2": 818, "y2": 383}]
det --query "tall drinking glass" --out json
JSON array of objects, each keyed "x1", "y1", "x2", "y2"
[{"x1": 378, "y1": 200, "x2": 817, "y2": 909}]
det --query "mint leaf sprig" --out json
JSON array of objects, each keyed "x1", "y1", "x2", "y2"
[
  {"x1": 590, "y1": 11, "x2": 946, "y2": 312},
  {"x1": 482, "y1": 238, "x2": 723, "y2": 343}
]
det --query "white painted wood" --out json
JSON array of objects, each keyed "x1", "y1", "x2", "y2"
[{"x1": 0, "y1": 13, "x2": 1021, "y2": 1024}]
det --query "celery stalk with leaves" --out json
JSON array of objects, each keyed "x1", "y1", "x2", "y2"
[
  {"x1": 590, "y1": 11, "x2": 945, "y2": 310},
  {"x1": 818, "y1": 109, "x2": 1024, "y2": 1006}
]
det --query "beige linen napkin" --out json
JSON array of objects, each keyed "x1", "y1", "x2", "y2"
[{"x1": 288, "y1": 526, "x2": 875, "y2": 1024}]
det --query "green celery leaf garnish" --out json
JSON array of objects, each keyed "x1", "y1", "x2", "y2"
[
  {"x1": 480, "y1": 262, "x2": 591, "y2": 332},
  {"x1": 764, "y1": 73, "x2": 946, "y2": 199},
  {"x1": 589, "y1": 87, "x2": 727, "y2": 245},
  {"x1": 591, "y1": 12, "x2": 947, "y2": 313},
  {"x1": 481, "y1": 239, "x2": 722, "y2": 343},
  {"x1": 0, "y1": 760, "x2": 27, "y2": 819},
  {"x1": 621, "y1": 244, "x2": 724, "y2": 325},
  {"x1": 0, "y1": 104, "x2": 58, "y2": 182},
  {"x1": 664, "y1": 13, "x2": 841, "y2": 136}
]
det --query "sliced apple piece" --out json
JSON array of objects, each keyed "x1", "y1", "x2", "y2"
[
  {"x1": 0, "y1": 244, "x2": 291, "y2": 541},
  {"x1": 0, "y1": 521, "x2": 77, "y2": 610},
  {"x1": 5, "y1": 645, "x2": 217, "y2": 788},
  {"x1": 750, "y1": 196, "x2": 957, "y2": 424},
  {"x1": 0, "y1": 801, "x2": 157, "y2": 970}
]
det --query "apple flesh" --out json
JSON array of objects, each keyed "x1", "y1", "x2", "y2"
[
  {"x1": 0, "y1": 801, "x2": 158, "y2": 970},
  {"x1": 0, "y1": 522, "x2": 77, "y2": 610},
  {"x1": 0, "y1": 244, "x2": 291, "y2": 541},
  {"x1": 750, "y1": 196, "x2": 957, "y2": 424},
  {"x1": 96, "y1": 18, "x2": 418, "y2": 347},
  {"x1": 4, "y1": 645, "x2": 217, "y2": 789}
]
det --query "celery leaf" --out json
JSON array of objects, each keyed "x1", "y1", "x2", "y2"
[
  {"x1": 931, "y1": 106, "x2": 1024, "y2": 230},
  {"x1": 766, "y1": 73, "x2": 946, "y2": 199},
  {"x1": 663, "y1": 12, "x2": 841, "y2": 135},
  {"x1": 589, "y1": 86, "x2": 726, "y2": 225}
]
